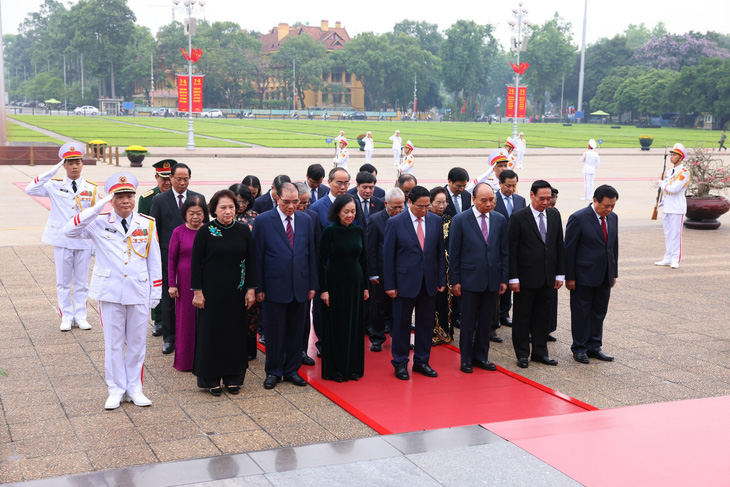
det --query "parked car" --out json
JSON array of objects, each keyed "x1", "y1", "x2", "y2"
[
  {"x1": 151, "y1": 108, "x2": 175, "y2": 117},
  {"x1": 59, "y1": 103, "x2": 77, "y2": 111},
  {"x1": 74, "y1": 105, "x2": 99, "y2": 116},
  {"x1": 201, "y1": 109, "x2": 224, "y2": 118},
  {"x1": 350, "y1": 111, "x2": 367, "y2": 120}
]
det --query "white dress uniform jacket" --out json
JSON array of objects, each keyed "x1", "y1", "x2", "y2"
[
  {"x1": 581, "y1": 149, "x2": 600, "y2": 175},
  {"x1": 25, "y1": 160, "x2": 97, "y2": 249},
  {"x1": 397, "y1": 153, "x2": 415, "y2": 175},
  {"x1": 660, "y1": 164, "x2": 690, "y2": 214},
  {"x1": 334, "y1": 147, "x2": 349, "y2": 171}
]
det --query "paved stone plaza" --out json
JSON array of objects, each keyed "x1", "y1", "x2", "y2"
[{"x1": 1, "y1": 144, "x2": 729, "y2": 484}]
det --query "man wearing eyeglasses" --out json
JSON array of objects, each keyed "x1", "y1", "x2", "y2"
[
  {"x1": 150, "y1": 163, "x2": 206, "y2": 355},
  {"x1": 444, "y1": 167, "x2": 471, "y2": 217}
]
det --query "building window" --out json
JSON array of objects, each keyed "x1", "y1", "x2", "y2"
[
  {"x1": 345, "y1": 72, "x2": 351, "y2": 84},
  {"x1": 322, "y1": 73, "x2": 328, "y2": 82},
  {"x1": 322, "y1": 92, "x2": 329, "y2": 102},
  {"x1": 331, "y1": 72, "x2": 342, "y2": 83}
]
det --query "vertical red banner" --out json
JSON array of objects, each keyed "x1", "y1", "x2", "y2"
[
  {"x1": 176, "y1": 75, "x2": 204, "y2": 113},
  {"x1": 191, "y1": 75, "x2": 204, "y2": 113},
  {"x1": 517, "y1": 87, "x2": 527, "y2": 118},
  {"x1": 505, "y1": 86, "x2": 516, "y2": 117}
]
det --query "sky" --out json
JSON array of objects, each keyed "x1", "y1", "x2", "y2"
[{"x1": 2, "y1": 0, "x2": 729, "y2": 49}]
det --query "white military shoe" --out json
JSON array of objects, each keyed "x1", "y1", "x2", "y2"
[
  {"x1": 75, "y1": 318, "x2": 92, "y2": 330},
  {"x1": 60, "y1": 317, "x2": 73, "y2": 331},
  {"x1": 670, "y1": 261, "x2": 680, "y2": 269},
  {"x1": 124, "y1": 392, "x2": 152, "y2": 407},
  {"x1": 105, "y1": 394, "x2": 124, "y2": 410},
  {"x1": 654, "y1": 259, "x2": 671, "y2": 266}
]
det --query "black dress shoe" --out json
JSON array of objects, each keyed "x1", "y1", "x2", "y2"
[
  {"x1": 531, "y1": 355, "x2": 558, "y2": 366},
  {"x1": 490, "y1": 335, "x2": 503, "y2": 343},
  {"x1": 263, "y1": 374, "x2": 280, "y2": 389},
  {"x1": 258, "y1": 335, "x2": 266, "y2": 345},
  {"x1": 225, "y1": 385, "x2": 240, "y2": 395},
  {"x1": 316, "y1": 350, "x2": 322, "y2": 358},
  {"x1": 161, "y1": 342, "x2": 174, "y2": 354},
  {"x1": 370, "y1": 343, "x2": 383, "y2": 352},
  {"x1": 453, "y1": 319, "x2": 461, "y2": 329},
  {"x1": 301, "y1": 352, "x2": 315, "y2": 366},
  {"x1": 349, "y1": 374, "x2": 360, "y2": 381},
  {"x1": 460, "y1": 363, "x2": 473, "y2": 373},
  {"x1": 547, "y1": 334, "x2": 557, "y2": 342},
  {"x1": 517, "y1": 358, "x2": 529, "y2": 368},
  {"x1": 152, "y1": 323, "x2": 163, "y2": 336},
  {"x1": 412, "y1": 363, "x2": 438, "y2": 377},
  {"x1": 573, "y1": 353, "x2": 590, "y2": 364},
  {"x1": 209, "y1": 386, "x2": 222, "y2": 397},
  {"x1": 587, "y1": 350, "x2": 614, "y2": 361},
  {"x1": 473, "y1": 359, "x2": 497, "y2": 371},
  {"x1": 284, "y1": 375, "x2": 307, "y2": 386},
  {"x1": 395, "y1": 366, "x2": 409, "y2": 380},
  {"x1": 499, "y1": 317, "x2": 512, "y2": 327}
]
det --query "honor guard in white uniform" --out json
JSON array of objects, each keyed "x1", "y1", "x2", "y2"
[
  {"x1": 466, "y1": 149, "x2": 511, "y2": 192},
  {"x1": 334, "y1": 130, "x2": 345, "y2": 144},
  {"x1": 25, "y1": 142, "x2": 98, "y2": 331},
  {"x1": 655, "y1": 143, "x2": 690, "y2": 269},
  {"x1": 396, "y1": 140, "x2": 415, "y2": 176},
  {"x1": 389, "y1": 130, "x2": 403, "y2": 166},
  {"x1": 363, "y1": 131, "x2": 375, "y2": 164},
  {"x1": 333, "y1": 137, "x2": 349, "y2": 171},
  {"x1": 64, "y1": 173, "x2": 162, "y2": 410},
  {"x1": 515, "y1": 132, "x2": 526, "y2": 169},
  {"x1": 503, "y1": 138, "x2": 517, "y2": 171},
  {"x1": 581, "y1": 139, "x2": 601, "y2": 200}
]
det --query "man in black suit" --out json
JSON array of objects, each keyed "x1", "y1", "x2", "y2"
[
  {"x1": 565, "y1": 184, "x2": 619, "y2": 364},
  {"x1": 252, "y1": 174, "x2": 291, "y2": 214},
  {"x1": 508, "y1": 180, "x2": 565, "y2": 368},
  {"x1": 396, "y1": 174, "x2": 417, "y2": 203},
  {"x1": 357, "y1": 163, "x2": 386, "y2": 199},
  {"x1": 349, "y1": 171, "x2": 385, "y2": 228},
  {"x1": 443, "y1": 167, "x2": 471, "y2": 217},
  {"x1": 366, "y1": 187, "x2": 405, "y2": 351},
  {"x1": 305, "y1": 164, "x2": 329, "y2": 204},
  {"x1": 150, "y1": 163, "x2": 206, "y2": 354}
]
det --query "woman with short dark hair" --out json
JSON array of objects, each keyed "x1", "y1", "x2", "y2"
[{"x1": 191, "y1": 189, "x2": 256, "y2": 396}]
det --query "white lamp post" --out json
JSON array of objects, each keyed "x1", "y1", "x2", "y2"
[
  {"x1": 507, "y1": 3, "x2": 531, "y2": 139},
  {"x1": 173, "y1": 0, "x2": 206, "y2": 151}
]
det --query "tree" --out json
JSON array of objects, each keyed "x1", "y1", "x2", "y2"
[
  {"x1": 667, "y1": 58, "x2": 730, "y2": 128},
  {"x1": 393, "y1": 20, "x2": 443, "y2": 55},
  {"x1": 271, "y1": 35, "x2": 330, "y2": 110},
  {"x1": 631, "y1": 33, "x2": 730, "y2": 70},
  {"x1": 623, "y1": 22, "x2": 667, "y2": 50},
  {"x1": 337, "y1": 32, "x2": 392, "y2": 110},
  {"x1": 590, "y1": 66, "x2": 642, "y2": 120},
  {"x1": 612, "y1": 68, "x2": 676, "y2": 117},
  {"x1": 521, "y1": 13, "x2": 575, "y2": 115}
]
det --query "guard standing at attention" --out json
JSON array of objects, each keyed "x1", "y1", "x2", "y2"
[
  {"x1": 655, "y1": 143, "x2": 690, "y2": 269},
  {"x1": 396, "y1": 140, "x2": 415, "y2": 176},
  {"x1": 580, "y1": 139, "x2": 601, "y2": 201},
  {"x1": 137, "y1": 159, "x2": 173, "y2": 337},
  {"x1": 333, "y1": 138, "x2": 350, "y2": 171},
  {"x1": 25, "y1": 142, "x2": 98, "y2": 331},
  {"x1": 64, "y1": 172, "x2": 162, "y2": 410}
]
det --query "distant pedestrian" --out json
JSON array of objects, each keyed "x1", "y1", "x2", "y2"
[
  {"x1": 581, "y1": 139, "x2": 600, "y2": 201},
  {"x1": 719, "y1": 130, "x2": 727, "y2": 151}
]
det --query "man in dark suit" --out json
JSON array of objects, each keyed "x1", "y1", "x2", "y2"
[
  {"x1": 493, "y1": 169, "x2": 526, "y2": 329},
  {"x1": 396, "y1": 174, "x2": 417, "y2": 204},
  {"x1": 252, "y1": 174, "x2": 291, "y2": 214},
  {"x1": 348, "y1": 171, "x2": 385, "y2": 228},
  {"x1": 565, "y1": 184, "x2": 619, "y2": 364},
  {"x1": 309, "y1": 168, "x2": 351, "y2": 229},
  {"x1": 253, "y1": 182, "x2": 318, "y2": 390},
  {"x1": 366, "y1": 187, "x2": 405, "y2": 352},
  {"x1": 444, "y1": 167, "x2": 471, "y2": 217},
  {"x1": 150, "y1": 163, "x2": 206, "y2": 354},
  {"x1": 306, "y1": 164, "x2": 329, "y2": 204},
  {"x1": 449, "y1": 183, "x2": 508, "y2": 373},
  {"x1": 356, "y1": 163, "x2": 386, "y2": 199},
  {"x1": 508, "y1": 180, "x2": 565, "y2": 369},
  {"x1": 383, "y1": 186, "x2": 447, "y2": 380}
]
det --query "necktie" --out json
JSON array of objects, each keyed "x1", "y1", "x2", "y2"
[
  {"x1": 600, "y1": 216, "x2": 608, "y2": 242},
  {"x1": 505, "y1": 196, "x2": 513, "y2": 217},
  {"x1": 454, "y1": 194, "x2": 461, "y2": 213},
  {"x1": 363, "y1": 199, "x2": 369, "y2": 220},
  {"x1": 121, "y1": 218, "x2": 128, "y2": 233},
  {"x1": 416, "y1": 217, "x2": 425, "y2": 250},
  {"x1": 71, "y1": 180, "x2": 77, "y2": 193},
  {"x1": 538, "y1": 212, "x2": 547, "y2": 243},
  {"x1": 311, "y1": 188, "x2": 317, "y2": 202},
  {"x1": 177, "y1": 194, "x2": 184, "y2": 208},
  {"x1": 285, "y1": 216, "x2": 294, "y2": 248},
  {"x1": 480, "y1": 214, "x2": 489, "y2": 244}
]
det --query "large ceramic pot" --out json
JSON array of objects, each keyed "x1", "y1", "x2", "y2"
[
  {"x1": 684, "y1": 196, "x2": 730, "y2": 229},
  {"x1": 127, "y1": 154, "x2": 145, "y2": 168},
  {"x1": 639, "y1": 138, "x2": 653, "y2": 151}
]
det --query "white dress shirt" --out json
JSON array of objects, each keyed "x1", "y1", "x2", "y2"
[
  {"x1": 409, "y1": 207, "x2": 426, "y2": 237},
  {"x1": 276, "y1": 207, "x2": 294, "y2": 233},
  {"x1": 471, "y1": 206, "x2": 490, "y2": 234},
  {"x1": 448, "y1": 188, "x2": 462, "y2": 213}
]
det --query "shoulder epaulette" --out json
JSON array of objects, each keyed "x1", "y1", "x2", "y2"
[
  {"x1": 139, "y1": 213, "x2": 155, "y2": 221},
  {"x1": 141, "y1": 189, "x2": 155, "y2": 198},
  {"x1": 51, "y1": 178, "x2": 63, "y2": 181}
]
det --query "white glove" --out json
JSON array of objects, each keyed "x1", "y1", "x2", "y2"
[
  {"x1": 149, "y1": 299, "x2": 160, "y2": 309},
  {"x1": 93, "y1": 194, "x2": 114, "y2": 214}
]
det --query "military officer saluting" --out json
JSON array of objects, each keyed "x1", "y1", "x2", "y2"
[
  {"x1": 333, "y1": 137, "x2": 350, "y2": 171},
  {"x1": 138, "y1": 159, "x2": 173, "y2": 337},
  {"x1": 503, "y1": 138, "x2": 517, "y2": 171},
  {"x1": 466, "y1": 149, "x2": 511, "y2": 193},
  {"x1": 655, "y1": 143, "x2": 690, "y2": 269},
  {"x1": 396, "y1": 140, "x2": 416, "y2": 176},
  {"x1": 64, "y1": 173, "x2": 162, "y2": 410},
  {"x1": 26, "y1": 142, "x2": 98, "y2": 331}
]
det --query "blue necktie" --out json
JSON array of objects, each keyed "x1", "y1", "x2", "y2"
[{"x1": 505, "y1": 196, "x2": 513, "y2": 217}]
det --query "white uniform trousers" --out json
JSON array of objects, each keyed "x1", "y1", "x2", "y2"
[
  {"x1": 393, "y1": 148, "x2": 401, "y2": 166},
  {"x1": 99, "y1": 301, "x2": 148, "y2": 396},
  {"x1": 53, "y1": 247, "x2": 92, "y2": 321},
  {"x1": 583, "y1": 174, "x2": 595, "y2": 200},
  {"x1": 365, "y1": 150, "x2": 373, "y2": 164},
  {"x1": 516, "y1": 151, "x2": 525, "y2": 169},
  {"x1": 662, "y1": 213, "x2": 684, "y2": 263}
]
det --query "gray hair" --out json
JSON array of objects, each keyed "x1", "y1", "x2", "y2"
[
  {"x1": 294, "y1": 181, "x2": 308, "y2": 196},
  {"x1": 384, "y1": 187, "x2": 405, "y2": 204}
]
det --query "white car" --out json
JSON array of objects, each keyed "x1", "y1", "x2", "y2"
[
  {"x1": 201, "y1": 109, "x2": 224, "y2": 118},
  {"x1": 74, "y1": 105, "x2": 99, "y2": 116}
]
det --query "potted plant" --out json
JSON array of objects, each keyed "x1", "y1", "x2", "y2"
[
  {"x1": 356, "y1": 134, "x2": 366, "y2": 151},
  {"x1": 88, "y1": 139, "x2": 107, "y2": 159},
  {"x1": 123, "y1": 145, "x2": 150, "y2": 167},
  {"x1": 639, "y1": 135, "x2": 654, "y2": 150},
  {"x1": 683, "y1": 146, "x2": 730, "y2": 229}
]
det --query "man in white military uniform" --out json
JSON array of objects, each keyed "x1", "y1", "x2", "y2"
[
  {"x1": 363, "y1": 131, "x2": 375, "y2": 164},
  {"x1": 333, "y1": 138, "x2": 349, "y2": 171},
  {"x1": 25, "y1": 142, "x2": 98, "y2": 331},
  {"x1": 581, "y1": 139, "x2": 601, "y2": 201},
  {"x1": 466, "y1": 149, "x2": 511, "y2": 193},
  {"x1": 515, "y1": 132, "x2": 527, "y2": 169},
  {"x1": 503, "y1": 138, "x2": 517, "y2": 171},
  {"x1": 64, "y1": 173, "x2": 162, "y2": 410},
  {"x1": 389, "y1": 130, "x2": 402, "y2": 166},
  {"x1": 396, "y1": 140, "x2": 415, "y2": 177},
  {"x1": 655, "y1": 143, "x2": 690, "y2": 269}
]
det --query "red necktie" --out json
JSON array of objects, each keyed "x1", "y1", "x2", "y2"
[
  {"x1": 600, "y1": 216, "x2": 607, "y2": 242},
  {"x1": 416, "y1": 217, "x2": 425, "y2": 250},
  {"x1": 286, "y1": 216, "x2": 294, "y2": 248}
]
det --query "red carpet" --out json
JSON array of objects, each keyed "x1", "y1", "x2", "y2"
[
  {"x1": 291, "y1": 337, "x2": 594, "y2": 435},
  {"x1": 485, "y1": 395, "x2": 730, "y2": 486}
]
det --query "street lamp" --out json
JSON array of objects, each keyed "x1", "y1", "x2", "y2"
[
  {"x1": 172, "y1": 0, "x2": 207, "y2": 150},
  {"x1": 507, "y1": 3, "x2": 531, "y2": 139}
]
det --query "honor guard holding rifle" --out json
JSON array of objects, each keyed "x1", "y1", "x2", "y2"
[
  {"x1": 64, "y1": 173, "x2": 162, "y2": 410},
  {"x1": 25, "y1": 142, "x2": 98, "y2": 331},
  {"x1": 333, "y1": 137, "x2": 350, "y2": 172},
  {"x1": 396, "y1": 140, "x2": 415, "y2": 177},
  {"x1": 655, "y1": 143, "x2": 690, "y2": 269}
]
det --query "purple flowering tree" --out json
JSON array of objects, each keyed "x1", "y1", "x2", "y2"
[{"x1": 631, "y1": 33, "x2": 730, "y2": 70}]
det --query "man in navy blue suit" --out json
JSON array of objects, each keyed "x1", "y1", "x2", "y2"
[
  {"x1": 252, "y1": 174, "x2": 291, "y2": 214},
  {"x1": 348, "y1": 171, "x2": 385, "y2": 228},
  {"x1": 449, "y1": 184, "x2": 509, "y2": 373},
  {"x1": 444, "y1": 167, "x2": 472, "y2": 217},
  {"x1": 349, "y1": 163, "x2": 386, "y2": 199},
  {"x1": 306, "y1": 164, "x2": 329, "y2": 204},
  {"x1": 565, "y1": 184, "x2": 619, "y2": 364},
  {"x1": 253, "y1": 182, "x2": 318, "y2": 390},
  {"x1": 309, "y1": 168, "x2": 351, "y2": 229},
  {"x1": 383, "y1": 186, "x2": 447, "y2": 380}
]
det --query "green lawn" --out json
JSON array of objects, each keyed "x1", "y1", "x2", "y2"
[
  {"x1": 7, "y1": 115, "x2": 723, "y2": 149},
  {"x1": 7, "y1": 120, "x2": 64, "y2": 144}
]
